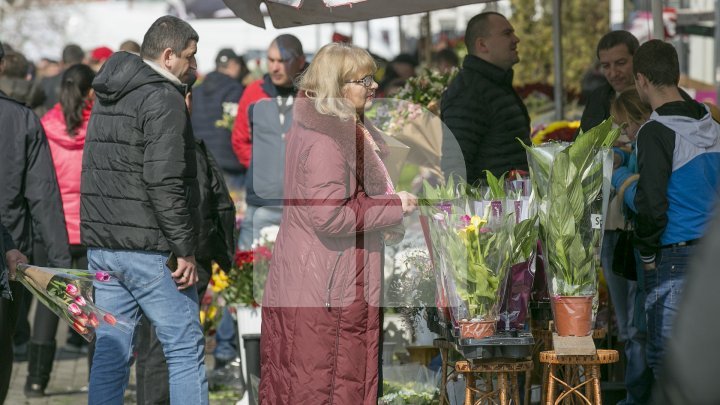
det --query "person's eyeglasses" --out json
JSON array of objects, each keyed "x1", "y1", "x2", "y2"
[{"x1": 345, "y1": 75, "x2": 374, "y2": 88}]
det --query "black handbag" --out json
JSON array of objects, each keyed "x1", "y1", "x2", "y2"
[
  {"x1": 612, "y1": 228, "x2": 637, "y2": 281},
  {"x1": 610, "y1": 173, "x2": 640, "y2": 281}
]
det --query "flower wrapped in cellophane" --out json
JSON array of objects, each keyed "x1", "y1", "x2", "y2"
[
  {"x1": 421, "y1": 172, "x2": 538, "y2": 340},
  {"x1": 521, "y1": 118, "x2": 619, "y2": 336},
  {"x1": 15, "y1": 264, "x2": 132, "y2": 342}
]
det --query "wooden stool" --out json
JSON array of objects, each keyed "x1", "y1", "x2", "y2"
[
  {"x1": 434, "y1": 338, "x2": 457, "y2": 405},
  {"x1": 540, "y1": 349, "x2": 619, "y2": 404},
  {"x1": 531, "y1": 328, "x2": 608, "y2": 399},
  {"x1": 455, "y1": 358, "x2": 533, "y2": 405}
]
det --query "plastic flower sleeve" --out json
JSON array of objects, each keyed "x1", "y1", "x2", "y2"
[
  {"x1": 15, "y1": 265, "x2": 132, "y2": 342},
  {"x1": 522, "y1": 118, "x2": 619, "y2": 336}
]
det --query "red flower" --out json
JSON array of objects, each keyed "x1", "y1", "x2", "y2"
[
  {"x1": 235, "y1": 250, "x2": 254, "y2": 266},
  {"x1": 255, "y1": 246, "x2": 272, "y2": 261},
  {"x1": 89, "y1": 313, "x2": 100, "y2": 328},
  {"x1": 103, "y1": 313, "x2": 117, "y2": 325},
  {"x1": 72, "y1": 320, "x2": 89, "y2": 335}
]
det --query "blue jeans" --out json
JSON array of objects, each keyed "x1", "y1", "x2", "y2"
[
  {"x1": 602, "y1": 231, "x2": 653, "y2": 404},
  {"x1": 87, "y1": 249, "x2": 208, "y2": 405},
  {"x1": 238, "y1": 204, "x2": 282, "y2": 250},
  {"x1": 644, "y1": 245, "x2": 692, "y2": 382},
  {"x1": 213, "y1": 306, "x2": 238, "y2": 362}
]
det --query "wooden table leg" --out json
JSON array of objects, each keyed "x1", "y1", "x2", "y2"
[
  {"x1": 439, "y1": 347, "x2": 449, "y2": 405},
  {"x1": 591, "y1": 365, "x2": 602, "y2": 405},
  {"x1": 464, "y1": 372, "x2": 475, "y2": 405},
  {"x1": 498, "y1": 372, "x2": 507, "y2": 405},
  {"x1": 524, "y1": 368, "x2": 532, "y2": 405},
  {"x1": 545, "y1": 365, "x2": 556, "y2": 405}
]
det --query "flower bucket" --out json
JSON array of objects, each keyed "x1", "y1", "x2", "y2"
[
  {"x1": 459, "y1": 320, "x2": 495, "y2": 339},
  {"x1": 552, "y1": 296, "x2": 593, "y2": 336}
]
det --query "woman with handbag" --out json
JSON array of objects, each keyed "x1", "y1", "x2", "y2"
[{"x1": 607, "y1": 88, "x2": 654, "y2": 405}]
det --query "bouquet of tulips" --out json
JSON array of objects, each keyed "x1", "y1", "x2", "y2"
[{"x1": 15, "y1": 264, "x2": 132, "y2": 342}]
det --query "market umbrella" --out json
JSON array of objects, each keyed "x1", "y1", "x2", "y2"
[{"x1": 221, "y1": 0, "x2": 493, "y2": 28}]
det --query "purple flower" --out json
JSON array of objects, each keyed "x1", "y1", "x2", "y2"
[
  {"x1": 75, "y1": 296, "x2": 87, "y2": 306},
  {"x1": 460, "y1": 215, "x2": 471, "y2": 226},
  {"x1": 65, "y1": 284, "x2": 79, "y2": 297},
  {"x1": 95, "y1": 271, "x2": 111, "y2": 282}
]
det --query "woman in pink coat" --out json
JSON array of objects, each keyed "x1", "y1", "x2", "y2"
[
  {"x1": 24, "y1": 64, "x2": 95, "y2": 397},
  {"x1": 258, "y1": 43, "x2": 417, "y2": 404}
]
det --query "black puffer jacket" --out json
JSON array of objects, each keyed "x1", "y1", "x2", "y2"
[
  {"x1": 441, "y1": 55, "x2": 530, "y2": 183},
  {"x1": 195, "y1": 140, "x2": 235, "y2": 271},
  {"x1": 0, "y1": 91, "x2": 71, "y2": 267},
  {"x1": 81, "y1": 52, "x2": 200, "y2": 257}
]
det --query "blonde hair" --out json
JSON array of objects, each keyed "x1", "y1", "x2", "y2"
[
  {"x1": 297, "y1": 42, "x2": 376, "y2": 120},
  {"x1": 611, "y1": 89, "x2": 652, "y2": 128}
]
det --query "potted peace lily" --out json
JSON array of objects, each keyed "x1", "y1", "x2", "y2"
[{"x1": 522, "y1": 118, "x2": 619, "y2": 336}]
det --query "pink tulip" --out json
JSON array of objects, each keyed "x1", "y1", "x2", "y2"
[
  {"x1": 76, "y1": 313, "x2": 89, "y2": 326},
  {"x1": 103, "y1": 313, "x2": 117, "y2": 325},
  {"x1": 75, "y1": 296, "x2": 87, "y2": 306},
  {"x1": 88, "y1": 313, "x2": 100, "y2": 328},
  {"x1": 68, "y1": 303, "x2": 82, "y2": 316},
  {"x1": 65, "y1": 284, "x2": 79, "y2": 297},
  {"x1": 95, "y1": 271, "x2": 111, "y2": 282},
  {"x1": 73, "y1": 320, "x2": 89, "y2": 335}
]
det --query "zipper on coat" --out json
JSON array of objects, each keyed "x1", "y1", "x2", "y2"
[{"x1": 325, "y1": 251, "x2": 344, "y2": 308}]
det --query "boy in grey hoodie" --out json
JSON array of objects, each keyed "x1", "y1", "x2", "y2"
[{"x1": 632, "y1": 39, "x2": 720, "y2": 386}]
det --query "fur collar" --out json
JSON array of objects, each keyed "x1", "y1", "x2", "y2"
[{"x1": 294, "y1": 92, "x2": 390, "y2": 196}]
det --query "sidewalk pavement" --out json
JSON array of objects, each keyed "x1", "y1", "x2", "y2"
[{"x1": 7, "y1": 342, "x2": 238, "y2": 405}]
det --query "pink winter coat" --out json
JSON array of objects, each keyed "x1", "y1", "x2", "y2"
[
  {"x1": 42, "y1": 102, "x2": 91, "y2": 245},
  {"x1": 259, "y1": 94, "x2": 404, "y2": 405}
]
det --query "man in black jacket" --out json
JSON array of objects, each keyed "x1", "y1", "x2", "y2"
[
  {"x1": 441, "y1": 12, "x2": 530, "y2": 184},
  {"x1": 0, "y1": 41, "x2": 71, "y2": 402},
  {"x1": 191, "y1": 48, "x2": 246, "y2": 190},
  {"x1": 80, "y1": 16, "x2": 208, "y2": 404}
]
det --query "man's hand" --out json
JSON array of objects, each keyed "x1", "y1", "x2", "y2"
[
  {"x1": 397, "y1": 191, "x2": 418, "y2": 216},
  {"x1": 6, "y1": 249, "x2": 28, "y2": 281},
  {"x1": 172, "y1": 255, "x2": 198, "y2": 290}
]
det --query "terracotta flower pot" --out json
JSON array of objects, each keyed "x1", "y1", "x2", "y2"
[
  {"x1": 459, "y1": 319, "x2": 495, "y2": 339},
  {"x1": 552, "y1": 295, "x2": 593, "y2": 336}
]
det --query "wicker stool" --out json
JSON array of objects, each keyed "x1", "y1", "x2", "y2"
[
  {"x1": 531, "y1": 328, "x2": 608, "y2": 400},
  {"x1": 434, "y1": 338, "x2": 458, "y2": 405},
  {"x1": 540, "y1": 349, "x2": 619, "y2": 404},
  {"x1": 455, "y1": 358, "x2": 533, "y2": 405}
]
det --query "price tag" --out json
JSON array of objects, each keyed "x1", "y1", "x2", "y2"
[{"x1": 591, "y1": 214, "x2": 603, "y2": 229}]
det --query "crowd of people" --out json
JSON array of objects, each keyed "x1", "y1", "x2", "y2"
[{"x1": 0, "y1": 9, "x2": 718, "y2": 405}]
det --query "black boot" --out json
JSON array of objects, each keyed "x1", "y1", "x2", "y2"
[{"x1": 24, "y1": 341, "x2": 56, "y2": 397}]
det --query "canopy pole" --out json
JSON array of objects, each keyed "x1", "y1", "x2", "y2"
[
  {"x1": 552, "y1": 0, "x2": 564, "y2": 120},
  {"x1": 652, "y1": 0, "x2": 664, "y2": 40},
  {"x1": 715, "y1": 0, "x2": 720, "y2": 103}
]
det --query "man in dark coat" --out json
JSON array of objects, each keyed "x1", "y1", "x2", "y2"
[
  {"x1": 0, "y1": 41, "x2": 70, "y2": 402},
  {"x1": 191, "y1": 48, "x2": 245, "y2": 189},
  {"x1": 39, "y1": 43, "x2": 84, "y2": 111},
  {"x1": 578, "y1": 30, "x2": 639, "y2": 133},
  {"x1": 441, "y1": 12, "x2": 530, "y2": 184},
  {"x1": 80, "y1": 15, "x2": 208, "y2": 404},
  {"x1": 0, "y1": 222, "x2": 28, "y2": 404}
]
